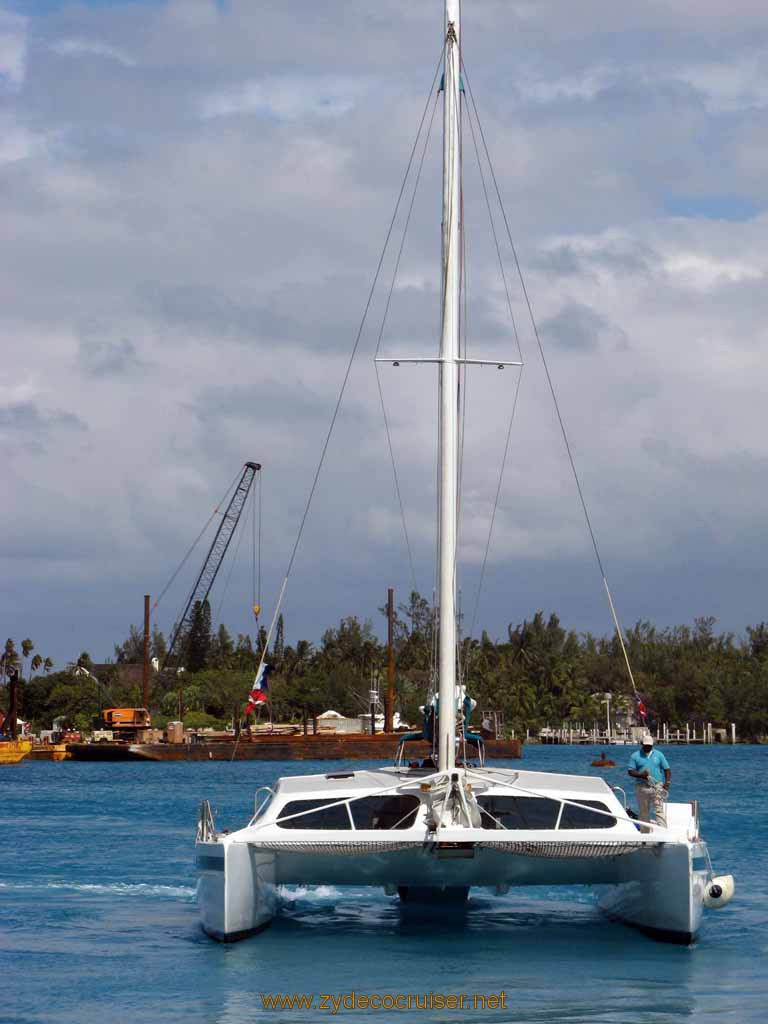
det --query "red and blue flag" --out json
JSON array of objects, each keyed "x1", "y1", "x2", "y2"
[{"x1": 244, "y1": 663, "x2": 272, "y2": 714}]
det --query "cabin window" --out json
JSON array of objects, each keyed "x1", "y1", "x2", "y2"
[
  {"x1": 276, "y1": 799, "x2": 352, "y2": 830},
  {"x1": 559, "y1": 801, "x2": 616, "y2": 829},
  {"x1": 350, "y1": 795, "x2": 420, "y2": 830},
  {"x1": 477, "y1": 796, "x2": 560, "y2": 830}
]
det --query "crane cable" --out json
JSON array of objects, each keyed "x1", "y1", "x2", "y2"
[{"x1": 151, "y1": 465, "x2": 243, "y2": 614}]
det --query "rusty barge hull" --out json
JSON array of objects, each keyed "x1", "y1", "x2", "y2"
[
  {"x1": 67, "y1": 735, "x2": 522, "y2": 762},
  {"x1": 66, "y1": 742, "x2": 145, "y2": 761}
]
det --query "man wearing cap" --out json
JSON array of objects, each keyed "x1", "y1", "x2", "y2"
[{"x1": 628, "y1": 734, "x2": 671, "y2": 830}]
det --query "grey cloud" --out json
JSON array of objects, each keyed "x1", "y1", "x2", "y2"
[
  {"x1": 0, "y1": 401, "x2": 87, "y2": 454},
  {"x1": 77, "y1": 336, "x2": 142, "y2": 376},
  {"x1": 539, "y1": 302, "x2": 629, "y2": 352},
  {"x1": 5, "y1": 0, "x2": 768, "y2": 663},
  {"x1": 535, "y1": 240, "x2": 654, "y2": 279}
]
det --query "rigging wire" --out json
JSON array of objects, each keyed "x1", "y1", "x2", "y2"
[
  {"x1": 230, "y1": 46, "x2": 449, "y2": 762},
  {"x1": 462, "y1": 86, "x2": 525, "y2": 645},
  {"x1": 461, "y1": 62, "x2": 641, "y2": 697},
  {"x1": 373, "y1": 85, "x2": 441, "y2": 598}
]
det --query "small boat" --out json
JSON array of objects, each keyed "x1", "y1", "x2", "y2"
[
  {"x1": 196, "y1": 0, "x2": 733, "y2": 944},
  {"x1": 0, "y1": 738, "x2": 32, "y2": 765}
]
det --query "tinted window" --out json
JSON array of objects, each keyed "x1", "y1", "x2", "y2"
[
  {"x1": 478, "y1": 796, "x2": 560, "y2": 830},
  {"x1": 559, "y1": 801, "x2": 616, "y2": 829},
  {"x1": 350, "y1": 796, "x2": 420, "y2": 830},
  {"x1": 276, "y1": 799, "x2": 351, "y2": 830}
]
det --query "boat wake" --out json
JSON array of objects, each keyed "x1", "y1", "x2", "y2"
[
  {"x1": 0, "y1": 880, "x2": 196, "y2": 901},
  {"x1": 278, "y1": 884, "x2": 344, "y2": 905}
]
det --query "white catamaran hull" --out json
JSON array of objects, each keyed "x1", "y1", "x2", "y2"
[
  {"x1": 599, "y1": 841, "x2": 709, "y2": 943},
  {"x1": 196, "y1": 835, "x2": 708, "y2": 944},
  {"x1": 195, "y1": 768, "x2": 724, "y2": 944},
  {"x1": 197, "y1": 839, "x2": 277, "y2": 942}
]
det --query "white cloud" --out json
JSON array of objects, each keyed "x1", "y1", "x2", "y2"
[
  {"x1": 0, "y1": 113, "x2": 46, "y2": 164},
  {"x1": 0, "y1": 9, "x2": 26, "y2": 88},
  {"x1": 50, "y1": 37, "x2": 136, "y2": 68},
  {"x1": 199, "y1": 74, "x2": 370, "y2": 121}
]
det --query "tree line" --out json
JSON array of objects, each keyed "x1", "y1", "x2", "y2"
[{"x1": 4, "y1": 593, "x2": 768, "y2": 739}]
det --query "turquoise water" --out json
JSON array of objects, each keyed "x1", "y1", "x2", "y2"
[{"x1": 2, "y1": 745, "x2": 765, "y2": 1023}]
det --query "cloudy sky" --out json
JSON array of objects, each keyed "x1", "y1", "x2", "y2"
[{"x1": 2, "y1": 0, "x2": 768, "y2": 667}]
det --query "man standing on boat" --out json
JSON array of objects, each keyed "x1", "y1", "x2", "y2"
[{"x1": 628, "y1": 734, "x2": 670, "y2": 830}]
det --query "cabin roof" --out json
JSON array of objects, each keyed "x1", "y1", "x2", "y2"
[{"x1": 272, "y1": 767, "x2": 614, "y2": 800}]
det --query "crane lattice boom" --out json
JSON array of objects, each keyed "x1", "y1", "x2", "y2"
[{"x1": 163, "y1": 462, "x2": 260, "y2": 669}]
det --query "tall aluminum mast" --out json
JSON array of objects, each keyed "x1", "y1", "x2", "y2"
[{"x1": 437, "y1": 0, "x2": 461, "y2": 772}]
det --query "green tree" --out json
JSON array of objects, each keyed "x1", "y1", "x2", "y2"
[
  {"x1": 151, "y1": 626, "x2": 167, "y2": 663},
  {"x1": 273, "y1": 614, "x2": 285, "y2": 664},
  {"x1": 114, "y1": 625, "x2": 144, "y2": 663},
  {"x1": 210, "y1": 623, "x2": 234, "y2": 669},
  {"x1": 21, "y1": 638, "x2": 34, "y2": 681},
  {"x1": 186, "y1": 600, "x2": 212, "y2": 673}
]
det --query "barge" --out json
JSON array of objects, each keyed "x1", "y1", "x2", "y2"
[{"x1": 67, "y1": 734, "x2": 522, "y2": 762}]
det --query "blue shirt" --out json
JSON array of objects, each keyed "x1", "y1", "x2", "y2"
[{"x1": 628, "y1": 748, "x2": 669, "y2": 784}]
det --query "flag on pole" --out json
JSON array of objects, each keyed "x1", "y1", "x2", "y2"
[{"x1": 244, "y1": 663, "x2": 271, "y2": 714}]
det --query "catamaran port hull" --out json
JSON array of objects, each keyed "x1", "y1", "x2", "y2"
[{"x1": 196, "y1": 840, "x2": 277, "y2": 942}]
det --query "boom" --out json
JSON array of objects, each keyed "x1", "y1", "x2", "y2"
[{"x1": 163, "y1": 462, "x2": 261, "y2": 669}]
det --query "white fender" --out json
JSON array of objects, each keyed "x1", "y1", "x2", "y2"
[{"x1": 703, "y1": 874, "x2": 734, "y2": 909}]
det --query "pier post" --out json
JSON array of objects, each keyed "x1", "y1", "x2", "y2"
[{"x1": 731, "y1": 722, "x2": 736, "y2": 744}]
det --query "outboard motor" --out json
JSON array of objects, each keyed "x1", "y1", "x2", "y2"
[{"x1": 703, "y1": 874, "x2": 735, "y2": 909}]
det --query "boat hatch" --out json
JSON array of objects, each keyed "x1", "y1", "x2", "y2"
[
  {"x1": 478, "y1": 796, "x2": 616, "y2": 830},
  {"x1": 276, "y1": 795, "x2": 420, "y2": 830}
]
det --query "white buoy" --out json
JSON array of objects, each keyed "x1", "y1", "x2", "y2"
[{"x1": 703, "y1": 874, "x2": 735, "y2": 909}]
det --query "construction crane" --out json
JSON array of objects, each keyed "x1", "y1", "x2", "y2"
[{"x1": 163, "y1": 461, "x2": 261, "y2": 670}]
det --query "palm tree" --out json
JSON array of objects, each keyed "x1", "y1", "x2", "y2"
[
  {"x1": 43, "y1": 657, "x2": 54, "y2": 674},
  {"x1": 21, "y1": 638, "x2": 34, "y2": 681},
  {"x1": 30, "y1": 654, "x2": 43, "y2": 676}
]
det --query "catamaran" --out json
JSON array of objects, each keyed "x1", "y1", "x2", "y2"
[{"x1": 195, "y1": 0, "x2": 733, "y2": 944}]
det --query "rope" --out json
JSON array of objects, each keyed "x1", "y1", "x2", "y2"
[{"x1": 461, "y1": 63, "x2": 641, "y2": 699}]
